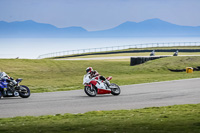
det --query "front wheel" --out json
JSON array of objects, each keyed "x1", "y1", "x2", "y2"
[
  {"x1": 19, "y1": 85, "x2": 31, "y2": 98},
  {"x1": 110, "y1": 83, "x2": 121, "y2": 95},
  {"x1": 84, "y1": 86, "x2": 97, "y2": 97}
]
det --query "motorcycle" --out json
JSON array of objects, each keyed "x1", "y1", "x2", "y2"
[
  {"x1": 83, "y1": 74, "x2": 120, "y2": 97},
  {"x1": 0, "y1": 78, "x2": 31, "y2": 99}
]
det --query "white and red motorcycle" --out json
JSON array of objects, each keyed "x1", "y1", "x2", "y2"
[{"x1": 83, "y1": 74, "x2": 120, "y2": 97}]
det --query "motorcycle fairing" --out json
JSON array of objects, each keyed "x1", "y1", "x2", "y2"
[
  {"x1": 89, "y1": 80, "x2": 111, "y2": 94},
  {"x1": 97, "y1": 89, "x2": 111, "y2": 94},
  {"x1": 89, "y1": 80, "x2": 107, "y2": 90},
  {"x1": 0, "y1": 79, "x2": 8, "y2": 88},
  {"x1": 16, "y1": 78, "x2": 23, "y2": 83},
  {"x1": 90, "y1": 80, "x2": 97, "y2": 86}
]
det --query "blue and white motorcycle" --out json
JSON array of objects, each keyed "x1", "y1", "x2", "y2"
[{"x1": 0, "y1": 78, "x2": 31, "y2": 99}]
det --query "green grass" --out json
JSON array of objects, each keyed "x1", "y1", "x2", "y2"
[
  {"x1": 1, "y1": 56, "x2": 200, "y2": 93},
  {"x1": 0, "y1": 104, "x2": 200, "y2": 133}
]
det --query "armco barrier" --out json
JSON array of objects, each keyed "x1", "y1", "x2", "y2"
[{"x1": 130, "y1": 56, "x2": 169, "y2": 66}]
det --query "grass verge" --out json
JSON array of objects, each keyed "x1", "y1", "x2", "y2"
[{"x1": 0, "y1": 104, "x2": 200, "y2": 133}]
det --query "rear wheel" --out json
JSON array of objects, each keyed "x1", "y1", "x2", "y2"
[
  {"x1": 84, "y1": 86, "x2": 97, "y2": 97},
  {"x1": 110, "y1": 83, "x2": 121, "y2": 95},
  {"x1": 19, "y1": 85, "x2": 31, "y2": 98}
]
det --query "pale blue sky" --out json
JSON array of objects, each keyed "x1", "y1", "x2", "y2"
[{"x1": 0, "y1": 0, "x2": 200, "y2": 31}]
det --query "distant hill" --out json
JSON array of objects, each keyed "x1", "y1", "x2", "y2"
[
  {"x1": 90, "y1": 18, "x2": 200, "y2": 37},
  {"x1": 1, "y1": 18, "x2": 200, "y2": 37},
  {"x1": 0, "y1": 20, "x2": 87, "y2": 37}
]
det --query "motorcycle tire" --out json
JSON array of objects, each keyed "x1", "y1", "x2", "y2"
[
  {"x1": 110, "y1": 83, "x2": 121, "y2": 95},
  {"x1": 84, "y1": 86, "x2": 97, "y2": 97},
  {"x1": 19, "y1": 85, "x2": 31, "y2": 98}
]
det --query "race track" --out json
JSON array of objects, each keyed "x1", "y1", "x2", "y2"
[
  {"x1": 55, "y1": 55, "x2": 200, "y2": 60},
  {"x1": 0, "y1": 78, "x2": 200, "y2": 118}
]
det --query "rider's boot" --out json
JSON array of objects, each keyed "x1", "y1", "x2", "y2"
[{"x1": 105, "y1": 80, "x2": 110, "y2": 87}]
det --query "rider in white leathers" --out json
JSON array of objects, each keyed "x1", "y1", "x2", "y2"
[{"x1": 86, "y1": 67, "x2": 110, "y2": 87}]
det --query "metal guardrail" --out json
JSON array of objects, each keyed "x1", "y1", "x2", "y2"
[{"x1": 37, "y1": 42, "x2": 200, "y2": 59}]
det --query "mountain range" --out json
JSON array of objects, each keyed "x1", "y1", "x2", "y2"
[{"x1": 0, "y1": 18, "x2": 200, "y2": 37}]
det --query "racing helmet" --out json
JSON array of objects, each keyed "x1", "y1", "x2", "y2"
[{"x1": 86, "y1": 67, "x2": 93, "y2": 73}]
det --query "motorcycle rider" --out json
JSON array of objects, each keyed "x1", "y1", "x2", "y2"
[
  {"x1": 0, "y1": 71, "x2": 17, "y2": 98},
  {"x1": 86, "y1": 67, "x2": 110, "y2": 87}
]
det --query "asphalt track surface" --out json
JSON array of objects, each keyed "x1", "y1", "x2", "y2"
[{"x1": 0, "y1": 78, "x2": 199, "y2": 118}]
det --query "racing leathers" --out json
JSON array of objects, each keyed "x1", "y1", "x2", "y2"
[
  {"x1": 0, "y1": 72, "x2": 17, "y2": 97},
  {"x1": 89, "y1": 70, "x2": 110, "y2": 88}
]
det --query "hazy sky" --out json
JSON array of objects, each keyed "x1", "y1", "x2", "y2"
[{"x1": 0, "y1": 0, "x2": 200, "y2": 31}]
